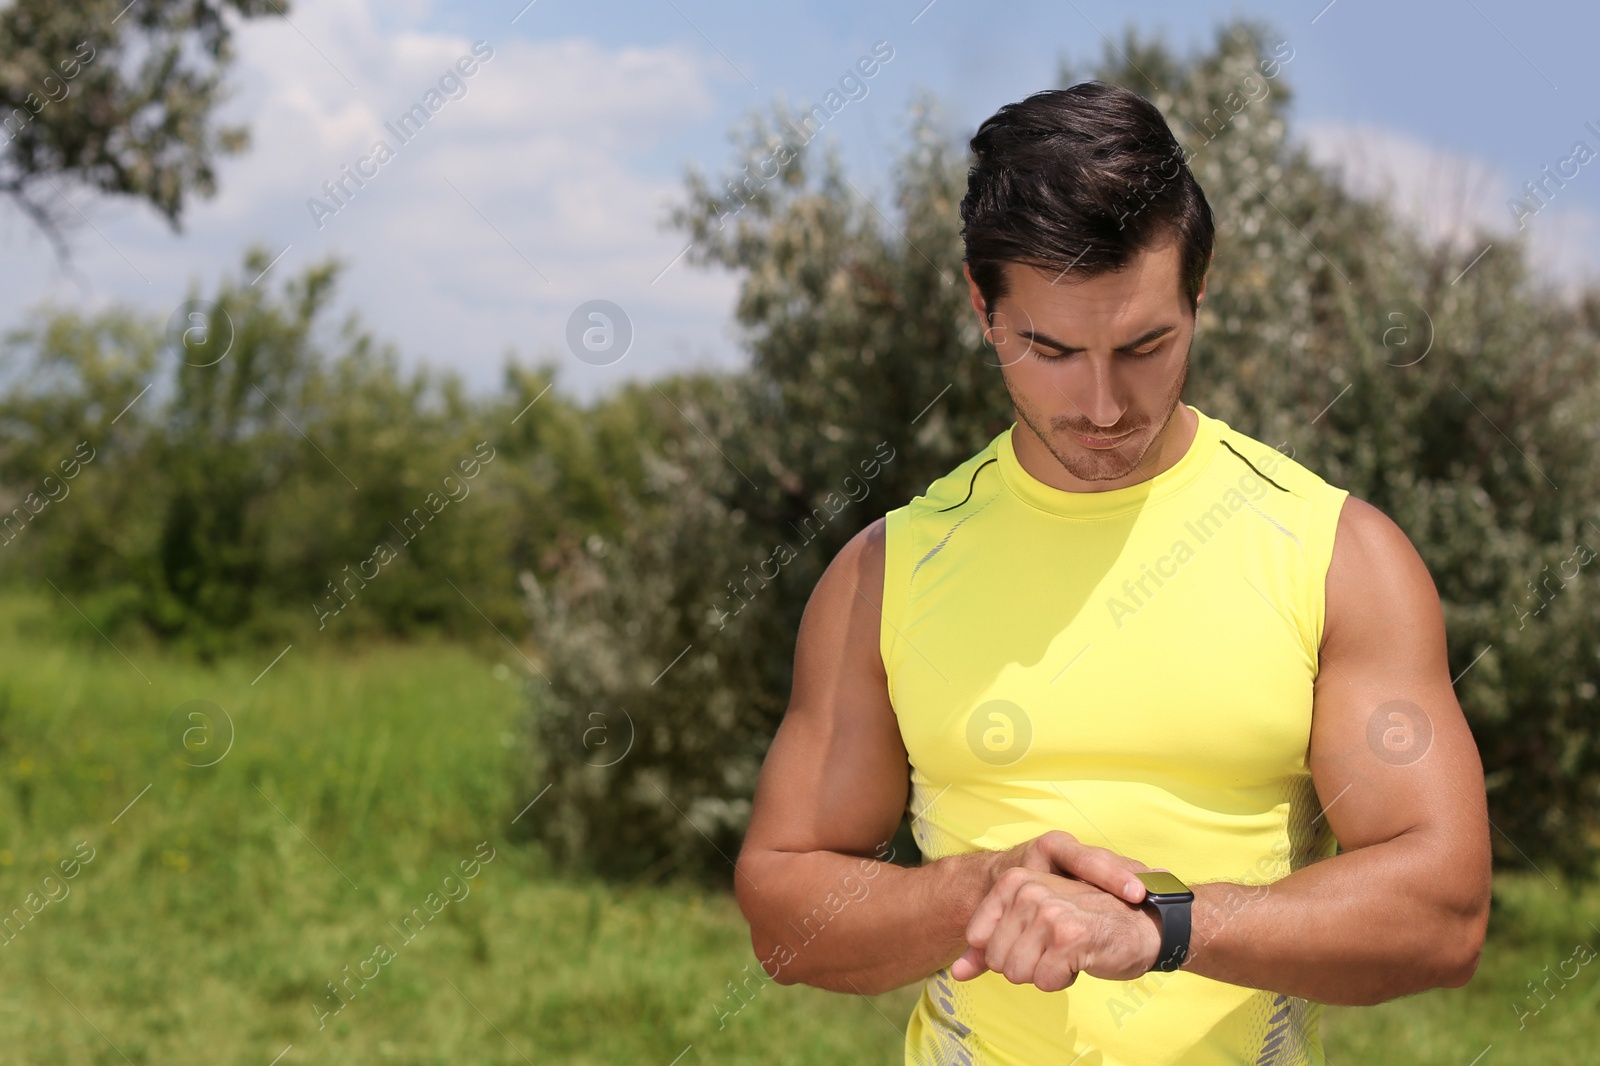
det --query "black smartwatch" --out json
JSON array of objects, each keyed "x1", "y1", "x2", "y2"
[{"x1": 1136, "y1": 870, "x2": 1194, "y2": 973}]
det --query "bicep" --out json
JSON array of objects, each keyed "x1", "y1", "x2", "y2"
[
  {"x1": 1308, "y1": 496, "x2": 1490, "y2": 866},
  {"x1": 741, "y1": 517, "x2": 911, "y2": 864}
]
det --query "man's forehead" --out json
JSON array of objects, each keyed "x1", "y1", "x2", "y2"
[
  {"x1": 1007, "y1": 237, "x2": 1180, "y2": 289},
  {"x1": 1000, "y1": 250, "x2": 1184, "y2": 319}
]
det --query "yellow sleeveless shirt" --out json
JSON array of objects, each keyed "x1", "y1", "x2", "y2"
[{"x1": 879, "y1": 403, "x2": 1348, "y2": 1066}]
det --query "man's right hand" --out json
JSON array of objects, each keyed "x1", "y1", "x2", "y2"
[{"x1": 980, "y1": 830, "x2": 1152, "y2": 906}]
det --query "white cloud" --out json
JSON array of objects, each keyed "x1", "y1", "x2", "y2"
[
  {"x1": 0, "y1": 0, "x2": 742, "y2": 401},
  {"x1": 1296, "y1": 119, "x2": 1600, "y2": 298}
]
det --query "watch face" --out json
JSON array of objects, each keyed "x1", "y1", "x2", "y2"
[{"x1": 1136, "y1": 870, "x2": 1193, "y2": 899}]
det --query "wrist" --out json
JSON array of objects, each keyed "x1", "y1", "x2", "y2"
[
  {"x1": 1135, "y1": 870, "x2": 1195, "y2": 973},
  {"x1": 979, "y1": 846, "x2": 1011, "y2": 893},
  {"x1": 928, "y1": 851, "x2": 999, "y2": 940},
  {"x1": 966, "y1": 843, "x2": 1016, "y2": 900},
  {"x1": 1136, "y1": 902, "x2": 1164, "y2": 973}
]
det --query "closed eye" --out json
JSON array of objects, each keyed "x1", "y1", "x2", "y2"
[{"x1": 1032, "y1": 343, "x2": 1164, "y2": 360}]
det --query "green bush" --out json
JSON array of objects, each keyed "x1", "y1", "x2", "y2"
[{"x1": 0, "y1": 250, "x2": 566, "y2": 654}]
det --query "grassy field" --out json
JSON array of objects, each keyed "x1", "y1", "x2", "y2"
[{"x1": 0, "y1": 594, "x2": 1596, "y2": 1064}]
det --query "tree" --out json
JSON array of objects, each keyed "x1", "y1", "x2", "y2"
[
  {"x1": 0, "y1": 249, "x2": 537, "y2": 653},
  {"x1": 0, "y1": 0, "x2": 283, "y2": 255}
]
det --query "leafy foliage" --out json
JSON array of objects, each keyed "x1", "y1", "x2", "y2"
[
  {"x1": 0, "y1": 0, "x2": 283, "y2": 251},
  {"x1": 0, "y1": 248, "x2": 602, "y2": 656}
]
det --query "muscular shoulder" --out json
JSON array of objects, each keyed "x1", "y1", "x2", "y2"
[
  {"x1": 1321, "y1": 494, "x2": 1443, "y2": 657},
  {"x1": 826, "y1": 515, "x2": 887, "y2": 618},
  {"x1": 787, "y1": 515, "x2": 894, "y2": 709}
]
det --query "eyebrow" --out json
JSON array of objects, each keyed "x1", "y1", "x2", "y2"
[{"x1": 1017, "y1": 324, "x2": 1178, "y2": 355}]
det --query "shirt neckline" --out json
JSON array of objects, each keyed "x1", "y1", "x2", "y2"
[{"x1": 995, "y1": 404, "x2": 1220, "y2": 520}]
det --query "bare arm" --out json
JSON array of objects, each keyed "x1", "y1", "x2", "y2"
[
  {"x1": 957, "y1": 495, "x2": 1493, "y2": 1004},
  {"x1": 736, "y1": 517, "x2": 1146, "y2": 996},
  {"x1": 1177, "y1": 494, "x2": 1492, "y2": 1003}
]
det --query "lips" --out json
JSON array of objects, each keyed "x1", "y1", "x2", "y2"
[{"x1": 1070, "y1": 428, "x2": 1134, "y2": 448}]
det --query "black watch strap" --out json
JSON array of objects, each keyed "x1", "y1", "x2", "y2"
[{"x1": 1147, "y1": 897, "x2": 1191, "y2": 972}]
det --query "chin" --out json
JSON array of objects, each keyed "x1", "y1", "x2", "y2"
[
  {"x1": 1059, "y1": 452, "x2": 1135, "y2": 482},
  {"x1": 1070, "y1": 461, "x2": 1136, "y2": 483},
  {"x1": 1053, "y1": 433, "x2": 1146, "y2": 479}
]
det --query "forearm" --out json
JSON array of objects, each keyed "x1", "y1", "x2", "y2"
[
  {"x1": 1182, "y1": 835, "x2": 1489, "y2": 1005},
  {"x1": 736, "y1": 846, "x2": 991, "y2": 995}
]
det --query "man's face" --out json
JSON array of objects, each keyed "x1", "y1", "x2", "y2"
[{"x1": 964, "y1": 235, "x2": 1204, "y2": 487}]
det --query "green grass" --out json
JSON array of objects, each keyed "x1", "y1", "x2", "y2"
[
  {"x1": 0, "y1": 593, "x2": 1596, "y2": 1064},
  {"x1": 1320, "y1": 874, "x2": 1600, "y2": 1063}
]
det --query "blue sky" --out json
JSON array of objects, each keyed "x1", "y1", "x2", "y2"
[{"x1": 1, "y1": 0, "x2": 1594, "y2": 401}]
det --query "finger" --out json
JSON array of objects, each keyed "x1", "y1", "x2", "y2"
[
  {"x1": 993, "y1": 894, "x2": 1055, "y2": 986},
  {"x1": 964, "y1": 888, "x2": 1009, "y2": 947},
  {"x1": 1038, "y1": 832, "x2": 1149, "y2": 903},
  {"x1": 1016, "y1": 833, "x2": 1074, "y2": 873},
  {"x1": 1032, "y1": 905, "x2": 1094, "y2": 993},
  {"x1": 966, "y1": 865, "x2": 1032, "y2": 946},
  {"x1": 980, "y1": 879, "x2": 1042, "y2": 985},
  {"x1": 950, "y1": 945, "x2": 988, "y2": 981},
  {"x1": 1032, "y1": 942, "x2": 1083, "y2": 994}
]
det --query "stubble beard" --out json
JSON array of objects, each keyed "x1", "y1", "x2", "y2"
[{"x1": 1008, "y1": 350, "x2": 1191, "y2": 484}]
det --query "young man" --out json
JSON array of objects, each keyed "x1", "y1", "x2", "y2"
[{"x1": 733, "y1": 82, "x2": 1491, "y2": 1065}]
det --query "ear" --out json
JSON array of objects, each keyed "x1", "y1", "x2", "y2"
[
  {"x1": 963, "y1": 261, "x2": 996, "y2": 342},
  {"x1": 963, "y1": 261, "x2": 986, "y2": 317}
]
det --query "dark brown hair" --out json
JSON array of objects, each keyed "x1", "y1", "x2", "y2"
[{"x1": 959, "y1": 82, "x2": 1214, "y2": 322}]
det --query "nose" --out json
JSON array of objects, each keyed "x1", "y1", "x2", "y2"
[{"x1": 1077, "y1": 353, "x2": 1127, "y2": 430}]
